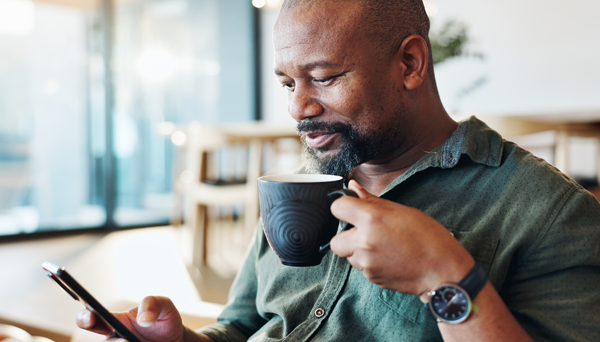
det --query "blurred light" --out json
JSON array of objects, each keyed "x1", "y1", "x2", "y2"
[
  {"x1": 423, "y1": 1, "x2": 438, "y2": 18},
  {"x1": 180, "y1": 170, "x2": 194, "y2": 184},
  {"x1": 252, "y1": 0, "x2": 266, "y2": 9},
  {"x1": 171, "y1": 130, "x2": 187, "y2": 146},
  {"x1": 156, "y1": 122, "x2": 176, "y2": 137},
  {"x1": 0, "y1": 60, "x2": 7, "y2": 75},
  {"x1": 137, "y1": 49, "x2": 179, "y2": 82},
  {"x1": 0, "y1": 0, "x2": 35, "y2": 35},
  {"x1": 146, "y1": 0, "x2": 187, "y2": 17},
  {"x1": 267, "y1": 0, "x2": 280, "y2": 4},
  {"x1": 42, "y1": 79, "x2": 60, "y2": 95},
  {"x1": 13, "y1": 206, "x2": 38, "y2": 233},
  {"x1": 197, "y1": 60, "x2": 220, "y2": 76},
  {"x1": 114, "y1": 113, "x2": 139, "y2": 159}
]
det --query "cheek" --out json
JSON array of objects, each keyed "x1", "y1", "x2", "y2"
[
  {"x1": 319, "y1": 82, "x2": 366, "y2": 120},
  {"x1": 317, "y1": 73, "x2": 396, "y2": 127}
]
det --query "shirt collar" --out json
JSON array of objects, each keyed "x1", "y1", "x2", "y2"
[
  {"x1": 458, "y1": 116, "x2": 504, "y2": 168},
  {"x1": 381, "y1": 116, "x2": 504, "y2": 195}
]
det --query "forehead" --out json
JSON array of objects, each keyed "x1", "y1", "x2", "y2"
[{"x1": 273, "y1": 3, "x2": 365, "y2": 72}]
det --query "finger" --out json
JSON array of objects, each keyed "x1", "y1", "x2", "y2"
[
  {"x1": 76, "y1": 309, "x2": 113, "y2": 335},
  {"x1": 136, "y1": 296, "x2": 161, "y2": 327},
  {"x1": 329, "y1": 225, "x2": 361, "y2": 258},
  {"x1": 330, "y1": 194, "x2": 368, "y2": 228},
  {"x1": 331, "y1": 180, "x2": 379, "y2": 225},
  {"x1": 136, "y1": 296, "x2": 177, "y2": 327}
]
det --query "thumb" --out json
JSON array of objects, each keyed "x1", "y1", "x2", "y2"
[{"x1": 136, "y1": 296, "x2": 176, "y2": 327}]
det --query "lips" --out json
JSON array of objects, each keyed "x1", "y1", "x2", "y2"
[{"x1": 304, "y1": 131, "x2": 338, "y2": 149}]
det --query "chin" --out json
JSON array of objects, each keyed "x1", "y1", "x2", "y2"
[
  {"x1": 312, "y1": 153, "x2": 341, "y2": 167},
  {"x1": 313, "y1": 147, "x2": 341, "y2": 158}
]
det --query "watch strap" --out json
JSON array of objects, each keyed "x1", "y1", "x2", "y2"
[{"x1": 457, "y1": 262, "x2": 488, "y2": 299}]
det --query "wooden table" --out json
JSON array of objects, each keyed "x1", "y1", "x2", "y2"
[{"x1": 0, "y1": 228, "x2": 223, "y2": 342}]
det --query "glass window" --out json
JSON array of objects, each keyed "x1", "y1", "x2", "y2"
[
  {"x1": 0, "y1": 0, "x2": 105, "y2": 235},
  {"x1": 112, "y1": 0, "x2": 256, "y2": 227},
  {"x1": 0, "y1": 0, "x2": 257, "y2": 235}
]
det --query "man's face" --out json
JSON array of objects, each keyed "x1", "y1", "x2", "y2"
[{"x1": 273, "y1": 3, "x2": 410, "y2": 179}]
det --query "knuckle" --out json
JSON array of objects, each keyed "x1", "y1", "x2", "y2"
[
  {"x1": 360, "y1": 255, "x2": 375, "y2": 270},
  {"x1": 362, "y1": 210, "x2": 382, "y2": 227},
  {"x1": 362, "y1": 269, "x2": 376, "y2": 282},
  {"x1": 356, "y1": 230, "x2": 377, "y2": 251}
]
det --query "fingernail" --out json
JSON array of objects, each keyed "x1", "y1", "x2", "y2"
[
  {"x1": 137, "y1": 311, "x2": 154, "y2": 327},
  {"x1": 80, "y1": 310, "x2": 92, "y2": 326}
]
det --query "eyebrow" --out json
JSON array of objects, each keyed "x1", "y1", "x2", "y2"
[{"x1": 274, "y1": 61, "x2": 341, "y2": 76}]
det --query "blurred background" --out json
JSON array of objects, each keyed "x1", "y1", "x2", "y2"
[
  {"x1": 0, "y1": 0, "x2": 599, "y2": 341},
  {"x1": 0, "y1": 0, "x2": 258, "y2": 235},
  {"x1": 0, "y1": 0, "x2": 599, "y2": 236}
]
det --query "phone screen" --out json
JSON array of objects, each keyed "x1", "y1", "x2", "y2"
[{"x1": 41, "y1": 261, "x2": 142, "y2": 342}]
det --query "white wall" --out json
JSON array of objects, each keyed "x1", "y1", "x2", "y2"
[{"x1": 431, "y1": 0, "x2": 600, "y2": 116}]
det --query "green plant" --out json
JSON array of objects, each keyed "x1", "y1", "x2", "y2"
[
  {"x1": 429, "y1": 20, "x2": 483, "y2": 64},
  {"x1": 429, "y1": 20, "x2": 487, "y2": 112}
]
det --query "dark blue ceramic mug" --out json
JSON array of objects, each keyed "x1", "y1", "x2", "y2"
[{"x1": 258, "y1": 174, "x2": 357, "y2": 267}]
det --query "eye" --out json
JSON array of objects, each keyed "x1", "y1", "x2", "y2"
[
  {"x1": 314, "y1": 76, "x2": 336, "y2": 86},
  {"x1": 281, "y1": 81, "x2": 295, "y2": 91}
]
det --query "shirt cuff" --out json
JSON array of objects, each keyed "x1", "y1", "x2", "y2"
[{"x1": 197, "y1": 322, "x2": 249, "y2": 342}]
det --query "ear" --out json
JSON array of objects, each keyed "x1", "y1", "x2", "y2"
[{"x1": 396, "y1": 34, "x2": 429, "y2": 91}]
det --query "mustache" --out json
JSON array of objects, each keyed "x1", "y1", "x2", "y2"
[{"x1": 297, "y1": 120, "x2": 353, "y2": 134}]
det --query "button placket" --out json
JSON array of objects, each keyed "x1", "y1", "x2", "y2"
[
  {"x1": 308, "y1": 256, "x2": 351, "y2": 322},
  {"x1": 285, "y1": 255, "x2": 352, "y2": 341}
]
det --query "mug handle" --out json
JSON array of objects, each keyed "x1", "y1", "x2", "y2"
[{"x1": 319, "y1": 189, "x2": 359, "y2": 253}]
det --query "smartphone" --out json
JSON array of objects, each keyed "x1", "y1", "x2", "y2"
[{"x1": 41, "y1": 261, "x2": 142, "y2": 342}]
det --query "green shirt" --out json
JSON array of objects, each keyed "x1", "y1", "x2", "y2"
[{"x1": 198, "y1": 117, "x2": 600, "y2": 342}]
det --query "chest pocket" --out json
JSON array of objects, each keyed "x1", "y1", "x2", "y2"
[{"x1": 378, "y1": 231, "x2": 498, "y2": 324}]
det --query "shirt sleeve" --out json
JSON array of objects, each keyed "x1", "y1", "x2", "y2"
[
  {"x1": 505, "y1": 188, "x2": 600, "y2": 342},
  {"x1": 197, "y1": 220, "x2": 268, "y2": 342}
]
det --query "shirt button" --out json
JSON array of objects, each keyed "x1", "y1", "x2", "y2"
[{"x1": 315, "y1": 308, "x2": 326, "y2": 318}]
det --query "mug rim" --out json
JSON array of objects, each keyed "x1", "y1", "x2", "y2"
[{"x1": 258, "y1": 174, "x2": 342, "y2": 183}]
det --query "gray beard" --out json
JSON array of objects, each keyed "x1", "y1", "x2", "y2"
[
  {"x1": 301, "y1": 138, "x2": 362, "y2": 181},
  {"x1": 298, "y1": 120, "x2": 391, "y2": 181}
]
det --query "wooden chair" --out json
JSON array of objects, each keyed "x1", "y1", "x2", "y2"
[
  {"x1": 179, "y1": 121, "x2": 299, "y2": 269},
  {"x1": 480, "y1": 113, "x2": 600, "y2": 178}
]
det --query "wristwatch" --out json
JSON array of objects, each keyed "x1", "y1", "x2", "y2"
[{"x1": 423, "y1": 263, "x2": 488, "y2": 324}]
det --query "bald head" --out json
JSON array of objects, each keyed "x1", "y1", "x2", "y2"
[{"x1": 281, "y1": 0, "x2": 431, "y2": 58}]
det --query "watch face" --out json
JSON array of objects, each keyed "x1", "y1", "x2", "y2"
[{"x1": 429, "y1": 285, "x2": 471, "y2": 323}]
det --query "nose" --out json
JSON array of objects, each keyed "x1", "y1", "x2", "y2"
[{"x1": 288, "y1": 84, "x2": 324, "y2": 122}]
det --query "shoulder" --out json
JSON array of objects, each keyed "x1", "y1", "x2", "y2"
[{"x1": 500, "y1": 139, "x2": 580, "y2": 194}]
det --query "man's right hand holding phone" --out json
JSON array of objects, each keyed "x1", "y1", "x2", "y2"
[{"x1": 76, "y1": 296, "x2": 214, "y2": 342}]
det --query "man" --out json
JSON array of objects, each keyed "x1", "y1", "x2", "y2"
[{"x1": 77, "y1": 0, "x2": 600, "y2": 341}]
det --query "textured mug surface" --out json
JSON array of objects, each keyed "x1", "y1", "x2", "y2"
[{"x1": 258, "y1": 174, "x2": 348, "y2": 267}]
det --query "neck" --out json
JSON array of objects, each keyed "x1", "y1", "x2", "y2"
[{"x1": 351, "y1": 111, "x2": 457, "y2": 196}]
